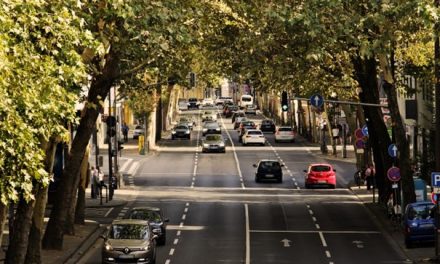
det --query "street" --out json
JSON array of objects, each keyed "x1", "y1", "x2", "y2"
[{"x1": 79, "y1": 108, "x2": 408, "y2": 264}]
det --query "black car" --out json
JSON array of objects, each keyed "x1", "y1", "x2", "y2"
[
  {"x1": 188, "y1": 98, "x2": 199, "y2": 109},
  {"x1": 260, "y1": 119, "x2": 276, "y2": 133},
  {"x1": 202, "y1": 121, "x2": 221, "y2": 136},
  {"x1": 102, "y1": 219, "x2": 157, "y2": 264},
  {"x1": 126, "y1": 207, "x2": 169, "y2": 246},
  {"x1": 171, "y1": 124, "x2": 191, "y2": 139},
  {"x1": 253, "y1": 160, "x2": 284, "y2": 183}
]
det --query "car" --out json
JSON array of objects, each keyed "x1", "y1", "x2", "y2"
[
  {"x1": 304, "y1": 163, "x2": 336, "y2": 189},
  {"x1": 188, "y1": 97, "x2": 199, "y2": 109},
  {"x1": 275, "y1": 126, "x2": 296, "y2": 143},
  {"x1": 234, "y1": 116, "x2": 248, "y2": 130},
  {"x1": 242, "y1": 129, "x2": 266, "y2": 146},
  {"x1": 171, "y1": 124, "x2": 191, "y2": 139},
  {"x1": 223, "y1": 105, "x2": 239, "y2": 117},
  {"x1": 133, "y1": 125, "x2": 145, "y2": 139},
  {"x1": 202, "y1": 98, "x2": 214, "y2": 106},
  {"x1": 244, "y1": 105, "x2": 257, "y2": 115},
  {"x1": 231, "y1": 111, "x2": 246, "y2": 123},
  {"x1": 101, "y1": 219, "x2": 157, "y2": 264},
  {"x1": 403, "y1": 201, "x2": 436, "y2": 248},
  {"x1": 202, "y1": 134, "x2": 226, "y2": 153},
  {"x1": 178, "y1": 117, "x2": 195, "y2": 130},
  {"x1": 215, "y1": 96, "x2": 233, "y2": 106},
  {"x1": 253, "y1": 160, "x2": 284, "y2": 183},
  {"x1": 202, "y1": 121, "x2": 221, "y2": 136},
  {"x1": 178, "y1": 100, "x2": 188, "y2": 111},
  {"x1": 260, "y1": 119, "x2": 276, "y2": 133},
  {"x1": 202, "y1": 110, "x2": 217, "y2": 122},
  {"x1": 126, "y1": 207, "x2": 169, "y2": 246}
]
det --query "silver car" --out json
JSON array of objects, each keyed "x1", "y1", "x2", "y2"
[
  {"x1": 202, "y1": 134, "x2": 226, "y2": 153},
  {"x1": 171, "y1": 124, "x2": 191, "y2": 139},
  {"x1": 101, "y1": 219, "x2": 157, "y2": 264}
]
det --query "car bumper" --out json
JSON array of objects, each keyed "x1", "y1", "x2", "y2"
[
  {"x1": 202, "y1": 146, "x2": 225, "y2": 153},
  {"x1": 256, "y1": 173, "x2": 282, "y2": 181},
  {"x1": 305, "y1": 177, "x2": 336, "y2": 186},
  {"x1": 275, "y1": 135, "x2": 294, "y2": 141},
  {"x1": 243, "y1": 138, "x2": 265, "y2": 144},
  {"x1": 102, "y1": 250, "x2": 155, "y2": 264}
]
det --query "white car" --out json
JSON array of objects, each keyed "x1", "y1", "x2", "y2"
[
  {"x1": 274, "y1": 126, "x2": 295, "y2": 143},
  {"x1": 242, "y1": 129, "x2": 266, "y2": 146},
  {"x1": 178, "y1": 100, "x2": 188, "y2": 111},
  {"x1": 202, "y1": 98, "x2": 214, "y2": 106},
  {"x1": 202, "y1": 110, "x2": 217, "y2": 122},
  {"x1": 133, "y1": 125, "x2": 144, "y2": 139}
]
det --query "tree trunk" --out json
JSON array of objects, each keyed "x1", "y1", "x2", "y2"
[
  {"x1": 75, "y1": 149, "x2": 90, "y2": 225},
  {"x1": 352, "y1": 55, "x2": 394, "y2": 203},
  {"x1": 0, "y1": 202, "x2": 8, "y2": 248},
  {"x1": 43, "y1": 50, "x2": 120, "y2": 250},
  {"x1": 6, "y1": 196, "x2": 36, "y2": 264},
  {"x1": 25, "y1": 137, "x2": 59, "y2": 264}
]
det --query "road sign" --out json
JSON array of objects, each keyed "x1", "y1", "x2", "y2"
[
  {"x1": 362, "y1": 125, "x2": 369, "y2": 137},
  {"x1": 387, "y1": 144, "x2": 398, "y2": 158},
  {"x1": 355, "y1": 139, "x2": 365, "y2": 149},
  {"x1": 431, "y1": 172, "x2": 440, "y2": 187},
  {"x1": 310, "y1": 94, "x2": 324, "y2": 108},
  {"x1": 355, "y1": 128, "x2": 363, "y2": 139},
  {"x1": 281, "y1": 239, "x2": 291, "y2": 247},
  {"x1": 431, "y1": 193, "x2": 440, "y2": 204},
  {"x1": 387, "y1": 166, "x2": 401, "y2": 182}
]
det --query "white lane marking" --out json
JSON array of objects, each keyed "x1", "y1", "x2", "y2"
[
  {"x1": 182, "y1": 214, "x2": 186, "y2": 220},
  {"x1": 186, "y1": 202, "x2": 190, "y2": 206},
  {"x1": 312, "y1": 217, "x2": 317, "y2": 222},
  {"x1": 177, "y1": 231, "x2": 181, "y2": 236},
  {"x1": 127, "y1": 161, "x2": 140, "y2": 175},
  {"x1": 319, "y1": 232, "x2": 328, "y2": 247},
  {"x1": 326, "y1": 250, "x2": 331, "y2": 258},
  {"x1": 165, "y1": 260, "x2": 170, "y2": 264},
  {"x1": 169, "y1": 248, "x2": 175, "y2": 255},
  {"x1": 245, "y1": 204, "x2": 250, "y2": 264},
  {"x1": 219, "y1": 114, "x2": 245, "y2": 189},
  {"x1": 248, "y1": 230, "x2": 380, "y2": 234},
  {"x1": 308, "y1": 209, "x2": 314, "y2": 215},
  {"x1": 179, "y1": 222, "x2": 184, "y2": 227},
  {"x1": 104, "y1": 208, "x2": 114, "y2": 217},
  {"x1": 119, "y1": 159, "x2": 133, "y2": 173},
  {"x1": 173, "y1": 238, "x2": 179, "y2": 245},
  {"x1": 316, "y1": 224, "x2": 321, "y2": 229},
  {"x1": 184, "y1": 208, "x2": 188, "y2": 213}
]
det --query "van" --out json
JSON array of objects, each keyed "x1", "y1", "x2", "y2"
[{"x1": 239, "y1": 94, "x2": 253, "y2": 108}]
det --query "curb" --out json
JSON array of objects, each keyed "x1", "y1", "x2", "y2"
[{"x1": 63, "y1": 221, "x2": 106, "y2": 264}]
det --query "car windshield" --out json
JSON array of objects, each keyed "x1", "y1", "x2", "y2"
[
  {"x1": 175, "y1": 126, "x2": 188, "y2": 130},
  {"x1": 311, "y1": 165, "x2": 331, "y2": 172},
  {"x1": 205, "y1": 123, "x2": 218, "y2": 128},
  {"x1": 109, "y1": 224, "x2": 150, "y2": 240},
  {"x1": 260, "y1": 161, "x2": 281, "y2": 170},
  {"x1": 408, "y1": 204, "x2": 435, "y2": 220},
  {"x1": 242, "y1": 97, "x2": 252, "y2": 102},
  {"x1": 205, "y1": 135, "x2": 222, "y2": 141},
  {"x1": 129, "y1": 210, "x2": 162, "y2": 222}
]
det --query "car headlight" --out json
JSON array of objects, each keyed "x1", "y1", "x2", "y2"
[
  {"x1": 144, "y1": 243, "x2": 153, "y2": 251},
  {"x1": 203, "y1": 128, "x2": 207, "y2": 132},
  {"x1": 185, "y1": 130, "x2": 190, "y2": 134},
  {"x1": 172, "y1": 131, "x2": 176, "y2": 134},
  {"x1": 105, "y1": 243, "x2": 113, "y2": 251},
  {"x1": 219, "y1": 142, "x2": 225, "y2": 147},
  {"x1": 203, "y1": 143, "x2": 210, "y2": 147},
  {"x1": 215, "y1": 128, "x2": 221, "y2": 131}
]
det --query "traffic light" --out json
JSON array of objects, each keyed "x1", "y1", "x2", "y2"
[
  {"x1": 106, "y1": 116, "x2": 117, "y2": 138},
  {"x1": 281, "y1": 91, "x2": 288, "y2": 112},
  {"x1": 189, "y1": 72, "x2": 196, "y2": 87}
]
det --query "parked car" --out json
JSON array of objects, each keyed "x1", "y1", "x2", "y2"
[
  {"x1": 403, "y1": 201, "x2": 436, "y2": 248},
  {"x1": 202, "y1": 121, "x2": 221, "y2": 136},
  {"x1": 260, "y1": 119, "x2": 276, "y2": 133},
  {"x1": 133, "y1": 125, "x2": 145, "y2": 139},
  {"x1": 244, "y1": 105, "x2": 257, "y2": 115},
  {"x1": 253, "y1": 159, "x2": 284, "y2": 183},
  {"x1": 188, "y1": 97, "x2": 199, "y2": 109},
  {"x1": 275, "y1": 126, "x2": 296, "y2": 143},
  {"x1": 171, "y1": 124, "x2": 191, "y2": 139},
  {"x1": 126, "y1": 207, "x2": 169, "y2": 246},
  {"x1": 242, "y1": 129, "x2": 266, "y2": 146},
  {"x1": 202, "y1": 134, "x2": 226, "y2": 153},
  {"x1": 101, "y1": 219, "x2": 157, "y2": 264},
  {"x1": 304, "y1": 163, "x2": 336, "y2": 189},
  {"x1": 202, "y1": 110, "x2": 217, "y2": 122}
]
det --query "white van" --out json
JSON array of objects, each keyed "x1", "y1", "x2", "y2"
[{"x1": 239, "y1": 94, "x2": 253, "y2": 108}]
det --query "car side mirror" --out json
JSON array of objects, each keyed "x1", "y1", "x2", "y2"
[
  {"x1": 303, "y1": 170, "x2": 307, "y2": 173},
  {"x1": 253, "y1": 164, "x2": 257, "y2": 168}
]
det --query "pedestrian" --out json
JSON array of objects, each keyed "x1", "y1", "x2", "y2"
[
  {"x1": 365, "y1": 164, "x2": 375, "y2": 190},
  {"x1": 122, "y1": 122, "x2": 129, "y2": 142},
  {"x1": 98, "y1": 168, "x2": 106, "y2": 189},
  {"x1": 90, "y1": 166, "x2": 99, "y2": 198}
]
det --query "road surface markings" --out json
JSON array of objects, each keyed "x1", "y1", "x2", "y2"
[
  {"x1": 319, "y1": 232, "x2": 328, "y2": 247},
  {"x1": 104, "y1": 207, "x2": 114, "y2": 217},
  {"x1": 119, "y1": 159, "x2": 133, "y2": 173},
  {"x1": 165, "y1": 260, "x2": 170, "y2": 264},
  {"x1": 173, "y1": 238, "x2": 179, "y2": 245},
  {"x1": 169, "y1": 248, "x2": 175, "y2": 255},
  {"x1": 250, "y1": 230, "x2": 380, "y2": 234}
]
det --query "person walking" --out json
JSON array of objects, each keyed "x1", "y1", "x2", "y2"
[
  {"x1": 122, "y1": 122, "x2": 129, "y2": 142},
  {"x1": 90, "y1": 166, "x2": 99, "y2": 198},
  {"x1": 365, "y1": 164, "x2": 375, "y2": 190}
]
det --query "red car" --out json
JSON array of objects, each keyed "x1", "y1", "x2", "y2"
[{"x1": 304, "y1": 163, "x2": 336, "y2": 189}]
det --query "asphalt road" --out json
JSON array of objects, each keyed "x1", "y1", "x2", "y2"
[{"x1": 80, "y1": 107, "x2": 409, "y2": 264}]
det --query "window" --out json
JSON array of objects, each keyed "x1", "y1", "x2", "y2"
[
  {"x1": 110, "y1": 224, "x2": 150, "y2": 240},
  {"x1": 311, "y1": 166, "x2": 331, "y2": 172}
]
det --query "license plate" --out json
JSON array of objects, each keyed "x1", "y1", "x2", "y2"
[
  {"x1": 119, "y1": 254, "x2": 134, "y2": 259},
  {"x1": 265, "y1": 174, "x2": 274, "y2": 178},
  {"x1": 318, "y1": 180, "x2": 327, "y2": 183},
  {"x1": 210, "y1": 146, "x2": 218, "y2": 149}
]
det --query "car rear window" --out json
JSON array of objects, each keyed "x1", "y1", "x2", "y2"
[
  {"x1": 262, "y1": 120, "x2": 273, "y2": 124},
  {"x1": 408, "y1": 204, "x2": 435, "y2": 220},
  {"x1": 311, "y1": 165, "x2": 331, "y2": 172},
  {"x1": 248, "y1": 131, "x2": 262, "y2": 135},
  {"x1": 260, "y1": 161, "x2": 281, "y2": 170}
]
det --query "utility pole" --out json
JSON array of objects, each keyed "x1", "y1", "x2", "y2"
[{"x1": 107, "y1": 90, "x2": 113, "y2": 201}]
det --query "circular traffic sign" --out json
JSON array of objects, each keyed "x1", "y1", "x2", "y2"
[
  {"x1": 355, "y1": 139, "x2": 365, "y2": 149},
  {"x1": 387, "y1": 166, "x2": 401, "y2": 182},
  {"x1": 388, "y1": 144, "x2": 398, "y2": 158},
  {"x1": 432, "y1": 193, "x2": 440, "y2": 204},
  {"x1": 362, "y1": 125, "x2": 369, "y2": 137},
  {"x1": 310, "y1": 94, "x2": 324, "y2": 108},
  {"x1": 355, "y1": 128, "x2": 363, "y2": 139}
]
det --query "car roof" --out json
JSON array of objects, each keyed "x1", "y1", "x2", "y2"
[
  {"x1": 259, "y1": 159, "x2": 280, "y2": 162},
  {"x1": 112, "y1": 219, "x2": 149, "y2": 225},
  {"x1": 309, "y1": 163, "x2": 333, "y2": 168}
]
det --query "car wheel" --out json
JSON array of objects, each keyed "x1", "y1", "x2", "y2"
[
  {"x1": 158, "y1": 236, "x2": 166, "y2": 246},
  {"x1": 305, "y1": 184, "x2": 310, "y2": 189},
  {"x1": 405, "y1": 239, "x2": 412, "y2": 249},
  {"x1": 255, "y1": 177, "x2": 260, "y2": 183},
  {"x1": 330, "y1": 184, "x2": 336, "y2": 189}
]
